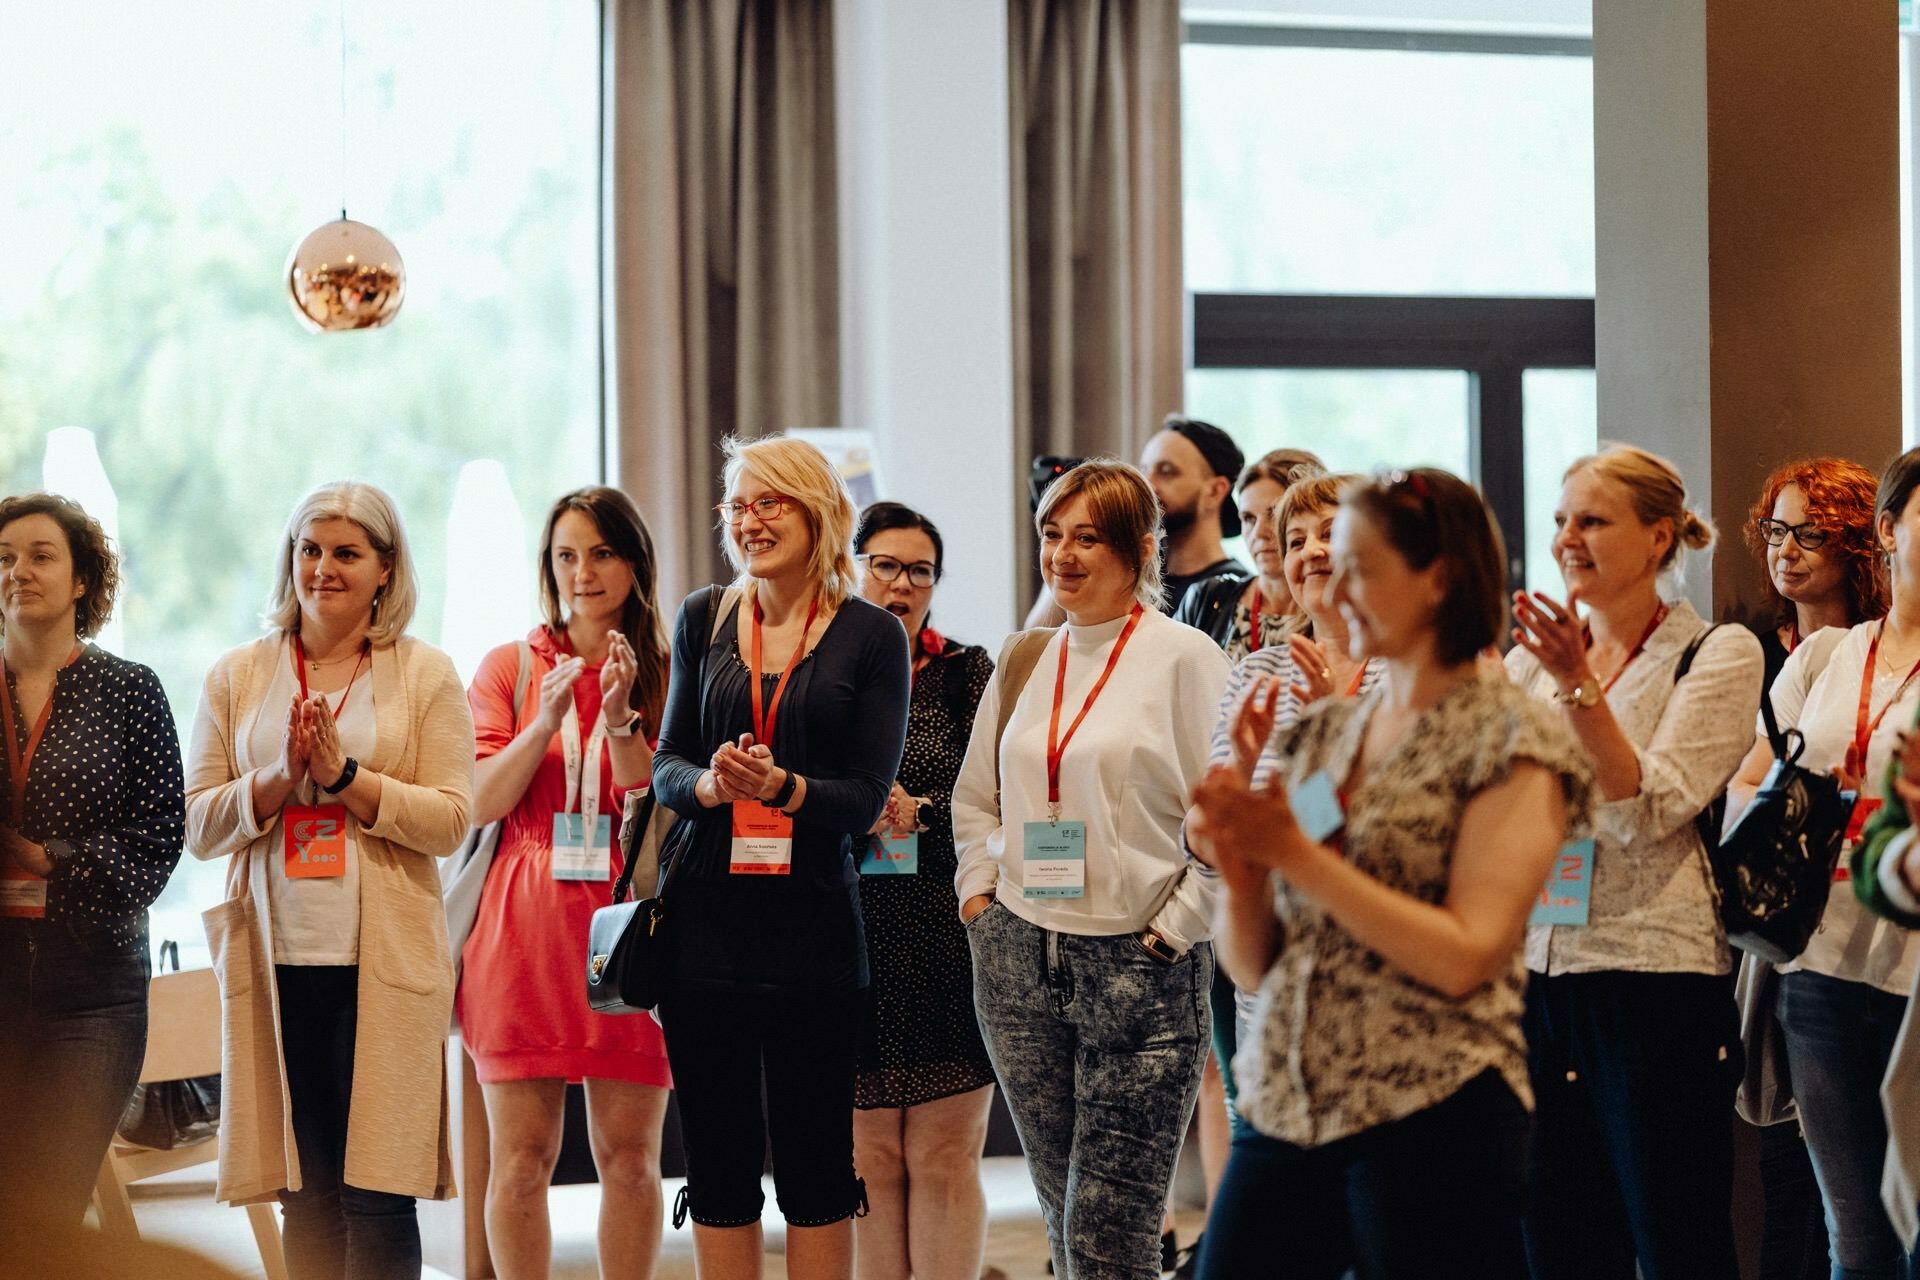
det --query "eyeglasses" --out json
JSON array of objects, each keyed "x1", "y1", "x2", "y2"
[
  {"x1": 715, "y1": 495, "x2": 792, "y2": 526},
  {"x1": 860, "y1": 554, "x2": 937, "y2": 588},
  {"x1": 1754, "y1": 518, "x2": 1831, "y2": 551}
]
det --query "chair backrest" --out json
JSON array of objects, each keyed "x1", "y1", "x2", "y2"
[{"x1": 139, "y1": 966, "x2": 221, "y2": 1083}]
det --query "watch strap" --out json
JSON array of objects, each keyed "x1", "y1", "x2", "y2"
[
  {"x1": 768, "y1": 769, "x2": 800, "y2": 810},
  {"x1": 606, "y1": 708, "x2": 643, "y2": 738},
  {"x1": 322, "y1": 756, "x2": 360, "y2": 795}
]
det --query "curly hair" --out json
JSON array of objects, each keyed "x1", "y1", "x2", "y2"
[
  {"x1": 0, "y1": 492, "x2": 121, "y2": 639},
  {"x1": 1745, "y1": 457, "x2": 1887, "y2": 629}
]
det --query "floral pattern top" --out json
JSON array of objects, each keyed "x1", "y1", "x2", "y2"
[{"x1": 1233, "y1": 672, "x2": 1594, "y2": 1147}]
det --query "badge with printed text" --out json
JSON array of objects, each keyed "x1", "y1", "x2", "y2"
[
  {"x1": 0, "y1": 870, "x2": 47, "y2": 918},
  {"x1": 860, "y1": 832, "x2": 919, "y2": 875},
  {"x1": 1290, "y1": 772, "x2": 1346, "y2": 844},
  {"x1": 552, "y1": 813, "x2": 613, "y2": 881},
  {"x1": 731, "y1": 801, "x2": 794, "y2": 874},
  {"x1": 1531, "y1": 838, "x2": 1595, "y2": 926},
  {"x1": 284, "y1": 804, "x2": 348, "y2": 879},
  {"x1": 1022, "y1": 820, "x2": 1086, "y2": 898}
]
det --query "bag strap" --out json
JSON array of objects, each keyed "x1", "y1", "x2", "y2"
[
  {"x1": 159, "y1": 939, "x2": 180, "y2": 973},
  {"x1": 611, "y1": 585, "x2": 738, "y2": 906},
  {"x1": 510, "y1": 640, "x2": 533, "y2": 733},
  {"x1": 992, "y1": 628, "x2": 1057, "y2": 802}
]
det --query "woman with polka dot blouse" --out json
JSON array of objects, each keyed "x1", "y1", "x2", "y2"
[
  {"x1": 185, "y1": 482, "x2": 474, "y2": 1280},
  {"x1": 0, "y1": 492, "x2": 186, "y2": 1232},
  {"x1": 849, "y1": 501, "x2": 997, "y2": 1280}
]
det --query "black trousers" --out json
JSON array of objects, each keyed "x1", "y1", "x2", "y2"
[{"x1": 275, "y1": 965, "x2": 420, "y2": 1280}]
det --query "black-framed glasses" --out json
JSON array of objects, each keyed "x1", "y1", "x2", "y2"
[
  {"x1": 715, "y1": 495, "x2": 792, "y2": 526},
  {"x1": 1754, "y1": 518, "x2": 1831, "y2": 551},
  {"x1": 859, "y1": 554, "x2": 937, "y2": 588}
]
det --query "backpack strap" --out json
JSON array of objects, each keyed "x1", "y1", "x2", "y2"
[{"x1": 992, "y1": 628, "x2": 1058, "y2": 805}]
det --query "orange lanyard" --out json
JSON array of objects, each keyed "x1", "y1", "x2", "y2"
[
  {"x1": 0, "y1": 644, "x2": 82, "y2": 818},
  {"x1": 1248, "y1": 583, "x2": 1266, "y2": 654},
  {"x1": 1345, "y1": 662, "x2": 1368, "y2": 698},
  {"x1": 1852, "y1": 621, "x2": 1920, "y2": 774},
  {"x1": 751, "y1": 595, "x2": 819, "y2": 746},
  {"x1": 1046, "y1": 605, "x2": 1145, "y2": 814},
  {"x1": 1592, "y1": 605, "x2": 1669, "y2": 695},
  {"x1": 293, "y1": 635, "x2": 369, "y2": 717}
]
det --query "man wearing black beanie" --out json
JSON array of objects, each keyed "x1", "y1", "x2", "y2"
[{"x1": 1144, "y1": 415, "x2": 1248, "y2": 615}]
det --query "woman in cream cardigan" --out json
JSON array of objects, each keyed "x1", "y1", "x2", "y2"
[{"x1": 186, "y1": 481, "x2": 474, "y2": 1280}]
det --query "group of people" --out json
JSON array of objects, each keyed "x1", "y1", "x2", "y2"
[{"x1": 6, "y1": 416, "x2": 1920, "y2": 1280}]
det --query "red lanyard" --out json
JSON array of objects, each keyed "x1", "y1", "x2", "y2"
[
  {"x1": 910, "y1": 627, "x2": 946, "y2": 689},
  {"x1": 1345, "y1": 662, "x2": 1368, "y2": 698},
  {"x1": 1046, "y1": 605, "x2": 1145, "y2": 813},
  {"x1": 1591, "y1": 605, "x2": 1669, "y2": 695},
  {"x1": 0, "y1": 644, "x2": 82, "y2": 817},
  {"x1": 1851, "y1": 621, "x2": 1920, "y2": 773},
  {"x1": 293, "y1": 635, "x2": 370, "y2": 716},
  {"x1": 751, "y1": 594, "x2": 819, "y2": 745},
  {"x1": 1248, "y1": 583, "x2": 1266, "y2": 654},
  {"x1": 1786, "y1": 623, "x2": 1800, "y2": 655}
]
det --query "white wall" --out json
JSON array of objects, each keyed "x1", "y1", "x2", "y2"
[{"x1": 836, "y1": 0, "x2": 1021, "y2": 645}]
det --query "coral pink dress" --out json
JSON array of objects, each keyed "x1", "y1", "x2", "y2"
[{"x1": 456, "y1": 626, "x2": 672, "y2": 1086}]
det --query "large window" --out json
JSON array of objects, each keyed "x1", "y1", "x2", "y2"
[
  {"x1": 1182, "y1": 28, "x2": 1598, "y2": 589},
  {"x1": 0, "y1": 1, "x2": 603, "y2": 956}
]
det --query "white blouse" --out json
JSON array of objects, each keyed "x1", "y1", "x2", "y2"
[
  {"x1": 1506, "y1": 600, "x2": 1763, "y2": 977},
  {"x1": 952, "y1": 607, "x2": 1230, "y2": 952},
  {"x1": 1764, "y1": 622, "x2": 1920, "y2": 995}
]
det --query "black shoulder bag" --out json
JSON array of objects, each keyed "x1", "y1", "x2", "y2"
[
  {"x1": 1682, "y1": 627, "x2": 1851, "y2": 965},
  {"x1": 586, "y1": 585, "x2": 735, "y2": 1015}
]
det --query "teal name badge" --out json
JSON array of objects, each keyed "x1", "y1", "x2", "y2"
[
  {"x1": 1291, "y1": 771, "x2": 1345, "y2": 843},
  {"x1": 860, "y1": 832, "x2": 919, "y2": 875},
  {"x1": 1022, "y1": 820, "x2": 1086, "y2": 898},
  {"x1": 552, "y1": 813, "x2": 613, "y2": 882},
  {"x1": 1530, "y1": 838, "x2": 1595, "y2": 926}
]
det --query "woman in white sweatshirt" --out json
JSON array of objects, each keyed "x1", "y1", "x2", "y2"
[{"x1": 952, "y1": 460, "x2": 1229, "y2": 1280}]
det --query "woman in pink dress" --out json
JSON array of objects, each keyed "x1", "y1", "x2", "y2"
[{"x1": 457, "y1": 487, "x2": 674, "y2": 1279}]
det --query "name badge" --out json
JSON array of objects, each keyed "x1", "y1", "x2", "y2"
[
  {"x1": 284, "y1": 804, "x2": 348, "y2": 879},
  {"x1": 860, "y1": 832, "x2": 919, "y2": 875},
  {"x1": 1531, "y1": 838, "x2": 1596, "y2": 926},
  {"x1": 1291, "y1": 772, "x2": 1346, "y2": 844},
  {"x1": 1022, "y1": 820, "x2": 1086, "y2": 898},
  {"x1": 552, "y1": 813, "x2": 613, "y2": 882},
  {"x1": 731, "y1": 801, "x2": 794, "y2": 875},
  {"x1": 0, "y1": 870, "x2": 47, "y2": 918}
]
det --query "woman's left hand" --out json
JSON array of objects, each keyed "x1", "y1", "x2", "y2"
[
  {"x1": 1189, "y1": 764, "x2": 1307, "y2": 874},
  {"x1": 304, "y1": 695, "x2": 348, "y2": 790},
  {"x1": 600, "y1": 630, "x2": 639, "y2": 729},
  {"x1": 0, "y1": 827, "x2": 53, "y2": 877}
]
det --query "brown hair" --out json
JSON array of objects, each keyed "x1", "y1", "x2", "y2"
[
  {"x1": 1238, "y1": 448, "x2": 1325, "y2": 494},
  {"x1": 1745, "y1": 457, "x2": 1887, "y2": 628},
  {"x1": 0, "y1": 492, "x2": 120, "y2": 639},
  {"x1": 1341, "y1": 469, "x2": 1507, "y2": 666},
  {"x1": 1274, "y1": 471, "x2": 1360, "y2": 537},
  {"x1": 1566, "y1": 445, "x2": 1714, "y2": 570},
  {"x1": 1877, "y1": 448, "x2": 1920, "y2": 537},
  {"x1": 539, "y1": 487, "x2": 670, "y2": 732},
  {"x1": 1033, "y1": 459, "x2": 1165, "y2": 610}
]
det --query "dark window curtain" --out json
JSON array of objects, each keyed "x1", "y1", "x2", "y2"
[{"x1": 605, "y1": 0, "x2": 840, "y2": 609}]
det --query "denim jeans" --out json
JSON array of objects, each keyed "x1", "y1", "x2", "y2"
[
  {"x1": 1775, "y1": 969, "x2": 1920, "y2": 1280},
  {"x1": 1522, "y1": 970, "x2": 1743, "y2": 1280},
  {"x1": 0, "y1": 917, "x2": 150, "y2": 1232},
  {"x1": 276, "y1": 965, "x2": 421, "y2": 1280},
  {"x1": 1760, "y1": 1118, "x2": 1833, "y2": 1280},
  {"x1": 967, "y1": 901, "x2": 1209, "y2": 1280},
  {"x1": 1195, "y1": 1068, "x2": 1530, "y2": 1280}
]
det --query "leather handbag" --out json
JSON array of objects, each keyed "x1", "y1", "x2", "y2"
[
  {"x1": 585, "y1": 584, "x2": 738, "y2": 1015},
  {"x1": 116, "y1": 940, "x2": 222, "y2": 1149}
]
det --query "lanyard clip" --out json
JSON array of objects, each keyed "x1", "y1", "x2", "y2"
[{"x1": 1047, "y1": 802, "x2": 1061, "y2": 825}]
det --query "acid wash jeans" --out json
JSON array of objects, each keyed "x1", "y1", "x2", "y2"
[{"x1": 968, "y1": 899, "x2": 1211, "y2": 1280}]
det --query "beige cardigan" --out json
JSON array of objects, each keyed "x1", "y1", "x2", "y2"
[{"x1": 185, "y1": 633, "x2": 474, "y2": 1204}]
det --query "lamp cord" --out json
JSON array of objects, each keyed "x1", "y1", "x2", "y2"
[{"x1": 338, "y1": 0, "x2": 348, "y2": 221}]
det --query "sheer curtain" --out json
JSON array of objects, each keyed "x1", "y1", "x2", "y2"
[{"x1": 604, "y1": 0, "x2": 840, "y2": 608}]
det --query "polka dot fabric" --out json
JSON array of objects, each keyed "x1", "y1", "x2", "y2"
[
  {"x1": 2, "y1": 646, "x2": 185, "y2": 949},
  {"x1": 855, "y1": 641, "x2": 996, "y2": 1110}
]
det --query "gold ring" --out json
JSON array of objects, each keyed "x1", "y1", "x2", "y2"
[{"x1": 1321, "y1": 667, "x2": 1332, "y2": 680}]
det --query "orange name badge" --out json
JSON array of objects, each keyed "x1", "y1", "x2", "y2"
[
  {"x1": 0, "y1": 869, "x2": 47, "y2": 918},
  {"x1": 730, "y1": 801, "x2": 795, "y2": 875},
  {"x1": 284, "y1": 804, "x2": 349, "y2": 879}
]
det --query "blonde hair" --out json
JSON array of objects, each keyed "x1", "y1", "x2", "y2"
[
  {"x1": 720, "y1": 435, "x2": 859, "y2": 607},
  {"x1": 264, "y1": 481, "x2": 419, "y2": 644},
  {"x1": 1274, "y1": 471, "x2": 1361, "y2": 537},
  {"x1": 1033, "y1": 459, "x2": 1165, "y2": 611},
  {"x1": 1566, "y1": 444, "x2": 1714, "y2": 570}
]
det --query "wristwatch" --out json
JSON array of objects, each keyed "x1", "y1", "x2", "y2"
[
  {"x1": 768, "y1": 769, "x2": 801, "y2": 810},
  {"x1": 1136, "y1": 929, "x2": 1180, "y2": 965},
  {"x1": 606, "y1": 708, "x2": 644, "y2": 738},
  {"x1": 1553, "y1": 679, "x2": 1603, "y2": 710},
  {"x1": 42, "y1": 837, "x2": 75, "y2": 868}
]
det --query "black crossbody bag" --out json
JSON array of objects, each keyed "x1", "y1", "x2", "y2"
[{"x1": 586, "y1": 585, "x2": 737, "y2": 1015}]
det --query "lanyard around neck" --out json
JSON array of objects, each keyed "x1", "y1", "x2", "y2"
[
  {"x1": 1852, "y1": 620, "x2": 1920, "y2": 774},
  {"x1": 0, "y1": 644, "x2": 83, "y2": 817},
  {"x1": 751, "y1": 593, "x2": 820, "y2": 747},
  {"x1": 1046, "y1": 605, "x2": 1145, "y2": 818},
  {"x1": 294, "y1": 635, "x2": 369, "y2": 716},
  {"x1": 1589, "y1": 604, "x2": 1669, "y2": 695}
]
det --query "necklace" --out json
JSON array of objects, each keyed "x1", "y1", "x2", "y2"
[{"x1": 305, "y1": 648, "x2": 363, "y2": 671}]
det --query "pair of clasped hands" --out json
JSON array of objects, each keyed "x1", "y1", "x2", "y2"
[
  {"x1": 278, "y1": 693, "x2": 357, "y2": 793},
  {"x1": 707, "y1": 732, "x2": 789, "y2": 807}
]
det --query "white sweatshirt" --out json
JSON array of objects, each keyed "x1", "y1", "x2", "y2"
[{"x1": 952, "y1": 607, "x2": 1230, "y2": 952}]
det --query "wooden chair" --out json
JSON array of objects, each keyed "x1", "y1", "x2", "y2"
[{"x1": 90, "y1": 965, "x2": 288, "y2": 1280}]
